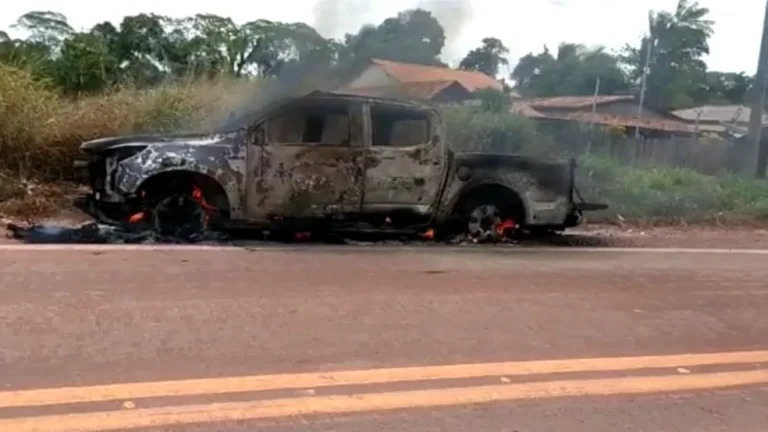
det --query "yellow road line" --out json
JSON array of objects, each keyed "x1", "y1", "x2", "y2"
[
  {"x1": 1, "y1": 350, "x2": 768, "y2": 408},
  {"x1": 2, "y1": 369, "x2": 767, "y2": 432}
]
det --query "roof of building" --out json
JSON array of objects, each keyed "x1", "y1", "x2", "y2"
[
  {"x1": 339, "y1": 80, "x2": 472, "y2": 100},
  {"x1": 539, "y1": 111, "x2": 694, "y2": 133},
  {"x1": 520, "y1": 95, "x2": 635, "y2": 110},
  {"x1": 370, "y1": 58, "x2": 503, "y2": 92},
  {"x1": 510, "y1": 101, "x2": 693, "y2": 133},
  {"x1": 510, "y1": 103, "x2": 547, "y2": 118},
  {"x1": 671, "y1": 105, "x2": 757, "y2": 123}
]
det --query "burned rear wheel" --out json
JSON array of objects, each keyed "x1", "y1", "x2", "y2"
[
  {"x1": 451, "y1": 185, "x2": 525, "y2": 242},
  {"x1": 466, "y1": 204, "x2": 516, "y2": 242},
  {"x1": 468, "y1": 204, "x2": 502, "y2": 242}
]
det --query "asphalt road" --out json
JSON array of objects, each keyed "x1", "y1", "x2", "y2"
[{"x1": 1, "y1": 244, "x2": 767, "y2": 431}]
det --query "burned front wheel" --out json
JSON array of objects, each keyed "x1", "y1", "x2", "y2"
[{"x1": 151, "y1": 194, "x2": 207, "y2": 239}]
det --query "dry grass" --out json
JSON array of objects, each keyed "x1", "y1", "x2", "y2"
[
  {"x1": 0, "y1": 170, "x2": 81, "y2": 220},
  {"x1": 0, "y1": 64, "x2": 262, "y2": 180},
  {"x1": 0, "y1": 65, "x2": 264, "y2": 219}
]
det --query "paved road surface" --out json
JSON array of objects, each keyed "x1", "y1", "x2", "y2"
[{"x1": 1, "y1": 245, "x2": 767, "y2": 431}]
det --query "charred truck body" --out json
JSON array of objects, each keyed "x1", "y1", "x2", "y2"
[{"x1": 75, "y1": 91, "x2": 606, "y2": 239}]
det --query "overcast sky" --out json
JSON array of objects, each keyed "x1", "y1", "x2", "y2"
[{"x1": 1, "y1": 0, "x2": 763, "y2": 74}]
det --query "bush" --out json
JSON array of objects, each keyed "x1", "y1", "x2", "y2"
[
  {"x1": 578, "y1": 154, "x2": 768, "y2": 223},
  {"x1": 439, "y1": 105, "x2": 555, "y2": 156},
  {"x1": 0, "y1": 65, "x2": 261, "y2": 180}
]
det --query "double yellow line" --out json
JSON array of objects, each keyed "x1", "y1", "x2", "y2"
[{"x1": 2, "y1": 350, "x2": 767, "y2": 431}]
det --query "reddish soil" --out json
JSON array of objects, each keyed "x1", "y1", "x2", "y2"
[{"x1": 576, "y1": 223, "x2": 768, "y2": 249}]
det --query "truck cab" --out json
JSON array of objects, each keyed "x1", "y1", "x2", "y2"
[{"x1": 244, "y1": 93, "x2": 447, "y2": 224}]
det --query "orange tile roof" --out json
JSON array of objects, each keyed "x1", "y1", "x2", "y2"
[
  {"x1": 340, "y1": 80, "x2": 471, "y2": 100},
  {"x1": 371, "y1": 59, "x2": 503, "y2": 92}
]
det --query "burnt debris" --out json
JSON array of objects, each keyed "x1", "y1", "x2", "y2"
[
  {"x1": 4, "y1": 218, "x2": 614, "y2": 247},
  {"x1": 6, "y1": 222, "x2": 230, "y2": 244}
]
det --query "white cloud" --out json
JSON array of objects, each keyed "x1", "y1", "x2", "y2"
[{"x1": 1, "y1": 0, "x2": 763, "y2": 73}]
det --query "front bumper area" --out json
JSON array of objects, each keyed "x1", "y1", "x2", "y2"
[{"x1": 74, "y1": 193, "x2": 142, "y2": 225}]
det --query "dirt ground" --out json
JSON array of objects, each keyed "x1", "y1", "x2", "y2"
[{"x1": 575, "y1": 223, "x2": 768, "y2": 249}]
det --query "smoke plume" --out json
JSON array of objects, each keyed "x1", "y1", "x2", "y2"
[
  {"x1": 312, "y1": 0, "x2": 371, "y2": 38},
  {"x1": 417, "y1": 0, "x2": 473, "y2": 60}
]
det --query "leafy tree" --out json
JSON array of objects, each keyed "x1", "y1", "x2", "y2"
[
  {"x1": 511, "y1": 44, "x2": 629, "y2": 97},
  {"x1": 340, "y1": 9, "x2": 446, "y2": 65},
  {"x1": 621, "y1": 0, "x2": 714, "y2": 110},
  {"x1": 691, "y1": 71, "x2": 752, "y2": 105},
  {"x1": 0, "y1": 4, "x2": 744, "y2": 110},
  {"x1": 12, "y1": 11, "x2": 73, "y2": 51},
  {"x1": 459, "y1": 37, "x2": 509, "y2": 77},
  {"x1": 100, "y1": 14, "x2": 167, "y2": 86},
  {"x1": 473, "y1": 88, "x2": 509, "y2": 113},
  {"x1": 55, "y1": 32, "x2": 119, "y2": 93},
  {"x1": 1, "y1": 11, "x2": 73, "y2": 78}
]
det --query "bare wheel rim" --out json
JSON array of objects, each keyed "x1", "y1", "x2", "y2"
[
  {"x1": 467, "y1": 204, "x2": 502, "y2": 241},
  {"x1": 152, "y1": 195, "x2": 207, "y2": 239}
]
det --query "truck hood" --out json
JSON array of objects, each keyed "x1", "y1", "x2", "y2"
[{"x1": 80, "y1": 132, "x2": 238, "y2": 153}]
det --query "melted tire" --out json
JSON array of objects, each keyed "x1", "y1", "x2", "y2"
[{"x1": 151, "y1": 195, "x2": 207, "y2": 240}]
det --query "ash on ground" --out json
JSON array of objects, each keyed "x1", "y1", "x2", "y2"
[
  {"x1": 5, "y1": 221, "x2": 617, "y2": 247},
  {"x1": 5, "y1": 222, "x2": 230, "y2": 244}
]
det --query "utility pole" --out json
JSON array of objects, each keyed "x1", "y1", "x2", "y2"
[
  {"x1": 748, "y1": 0, "x2": 768, "y2": 178},
  {"x1": 586, "y1": 77, "x2": 600, "y2": 154},
  {"x1": 636, "y1": 35, "x2": 654, "y2": 139},
  {"x1": 591, "y1": 77, "x2": 601, "y2": 115}
]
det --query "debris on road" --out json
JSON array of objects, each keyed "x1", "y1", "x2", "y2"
[
  {"x1": 5, "y1": 222, "x2": 230, "y2": 244},
  {"x1": 5, "y1": 218, "x2": 615, "y2": 246}
]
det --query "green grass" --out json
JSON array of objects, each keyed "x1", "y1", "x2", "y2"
[{"x1": 578, "y1": 155, "x2": 768, "y2": 223}]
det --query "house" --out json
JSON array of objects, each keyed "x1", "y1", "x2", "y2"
[
  {"x1": 511, "y1": 95, "x2": 695, "y2": 137},
  {"x1": 671, "y1": 105, "x2": 768, "y2": 136},
  {"x1": 337, "y1": 58, "x2": 507, "y2": 103}
]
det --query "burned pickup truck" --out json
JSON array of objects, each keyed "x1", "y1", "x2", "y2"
[{"x1": 75, "y1": 91, "x2": 605, "y2": 240}]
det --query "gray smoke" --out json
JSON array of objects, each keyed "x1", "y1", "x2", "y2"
[
  {"x1": 417, "y1": 0, "x2": 473, "y2": 59},
  {"x1": 312, "y1": 0, "x2": 371, "y2": 38}
]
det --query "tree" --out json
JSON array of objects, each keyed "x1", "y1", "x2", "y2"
[
  {"x1": 621, "y1": 0, "x2": 714, "y2": 110},
  {"x1": 1, "y1": 11, "x2": 73, "y2": 78},
  {"x1": 511, "y1": 43, "x2": 629, "y2": 97},
  {"x1": 459, "y1": 37, "x2": 509, "y2": 76},
  {"x1": 691, "y1": 71, "x2": 752, "y2": 105},
  {"x1": 340, "y1": 9, "x2": 446, "y2": 65},
  {"x1": 474, "y1": 88, "x2": 509, "y2": 113},
  {"x1": 12, "y1": 11, "x2": 73, "y2": 51},
  {"x1": 55, "y1": 32, "x2": 119, "y2": 93}
]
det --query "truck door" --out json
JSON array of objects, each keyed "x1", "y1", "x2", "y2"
[
  {"x1": 245, "y1": 98, "x2": 365, "y2": 220},
  {"x1": 362, "y1": 102, "x2": 445, "y2": 215}
]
